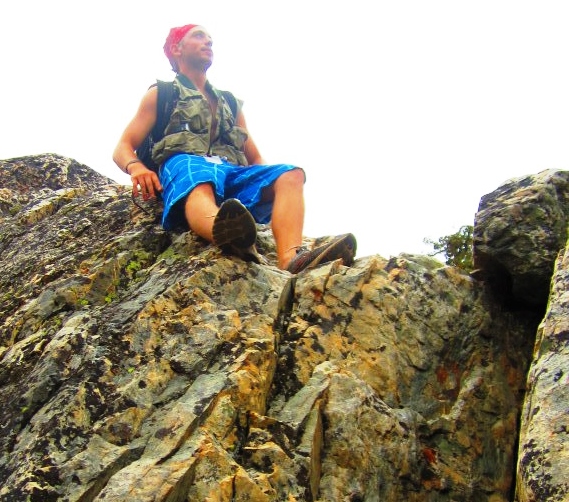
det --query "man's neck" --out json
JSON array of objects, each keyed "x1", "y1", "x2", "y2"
[{"x1": 178, "y1": 66, "x2": 208, "y2": 93}]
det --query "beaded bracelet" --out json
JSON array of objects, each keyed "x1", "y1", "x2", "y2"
[{"x1": 125, "y1": 158, "x2": 141, "y2": 174}]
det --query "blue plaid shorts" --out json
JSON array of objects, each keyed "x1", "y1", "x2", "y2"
[{"x1": 159, "y1": 153, "x2": 303, "y2": 230}]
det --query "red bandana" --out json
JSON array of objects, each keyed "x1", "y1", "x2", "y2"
[{"x1": 163, "y1": 24, "x2": 199, "y2": 67}]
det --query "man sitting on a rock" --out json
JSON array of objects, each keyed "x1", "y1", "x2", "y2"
[{"x1": 113, "y1": 23, "x2": 356, "y2": 273}]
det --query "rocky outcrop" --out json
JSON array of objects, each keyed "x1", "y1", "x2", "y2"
[
  {"x1": 472, "y1": 169, "x2": 569, "y2": 501},
  {"x1": 0, "y1": 155, "x2": 566, "y2": 501},
  {"x1": 473, "y1": 170, "x2": 569, "y2": 309},
  {"x1": 516, "y1": 239, "x2": 569, "y2": 501}
]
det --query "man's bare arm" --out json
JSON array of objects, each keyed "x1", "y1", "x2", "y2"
[
  {"x1": 112, "y1": 87, "x2": 162, "y2": 199},
  {"x1": 236, "y1": 110, "x2": 264, "y2": 166}
]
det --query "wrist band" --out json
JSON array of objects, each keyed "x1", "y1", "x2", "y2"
[{"x1": 125, "y1": 158, "x2": 141, "y2": 174}]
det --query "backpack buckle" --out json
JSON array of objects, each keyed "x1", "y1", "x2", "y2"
[{"x1": 170, "y1": 123, "x2": 191, "y2": 134}]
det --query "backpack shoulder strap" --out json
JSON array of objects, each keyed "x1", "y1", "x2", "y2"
[
  {"x1": 219, "y1": 90, "x2": 238, "y2": 119},
  {"x1": 135, "y1": 80, "x2": 176, "y2": 173},
  {"x1": 152, "y1": 80, "x2": 176, "y2": 140}
]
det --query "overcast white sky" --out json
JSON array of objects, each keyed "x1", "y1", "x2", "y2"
[{"x1": 1, "y1": 1, "x2": 568, "y2": 259}]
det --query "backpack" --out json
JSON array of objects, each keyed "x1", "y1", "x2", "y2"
[{"x1": 136, "y1": 80, "x2": 239, "y2": 172}]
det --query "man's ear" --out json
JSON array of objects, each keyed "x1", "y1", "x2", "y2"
[{"x1": 170, "y1": 43, "x2": 182, "y2": 58}]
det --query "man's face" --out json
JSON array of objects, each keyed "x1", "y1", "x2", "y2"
[{"x1": 178, "y1": 26, "x2": 213, "y2": 69}]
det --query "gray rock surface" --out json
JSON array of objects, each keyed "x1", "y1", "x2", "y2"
[
  {"x1": 516, "y1": 239, "x2": 569, "y2": 501},
  {"x1": 0, "y1": 155, "x2": 566, "y2": 501},
  {"x1": 473, "y1": 169, "x2": 569, "y2": 309}
]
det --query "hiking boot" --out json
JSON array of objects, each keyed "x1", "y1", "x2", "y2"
[
  {"x1": 286, "y1": 233, "x2": 357, "y2": 274},
  {"x1": 213, "y1": 198, "x2": 257, "y2": 248},
  {"x1": 213, "y1": 198, "x2": 260, "y2": 263}
]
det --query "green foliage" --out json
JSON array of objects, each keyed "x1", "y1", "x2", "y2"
[
  {"x1": 126, "y1": 260, "x2": 142, "y2": 276},
  {"x1": 125, "y1": 250, "x2": 153, "y2": 280},
  {"x1": 9, "y1": 204, "x2": 22, "y2": 216},
  {"x1": 105, "y1": 292, "x2": 118, "y2": 304},
  {"x1": 424, "y1": 225, "x2": 474, "y2": 272}
]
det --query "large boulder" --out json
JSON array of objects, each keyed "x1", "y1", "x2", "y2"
[{"x1": 473, "y1": 169, "x2": 569, "y2": 309}]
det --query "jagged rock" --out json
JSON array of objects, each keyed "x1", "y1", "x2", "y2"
[
  {"x1": 473, "y1": 169, "x2": 569, "y2": 309},
  {"x1": 0, "y1": 154, "x2": 563, "y2": 501},
  {"x1": 516, "y1": 238, "x2": 569, "y2": 501},
  {"x1": 473, "y1": 169, "x2": 569, "y2": 500}
]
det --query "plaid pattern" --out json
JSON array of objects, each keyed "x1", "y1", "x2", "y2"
[{"x1": 159, "y1": 153, "x2": 302, "y2": 230}]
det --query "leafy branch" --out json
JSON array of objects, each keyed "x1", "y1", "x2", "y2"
[{"x1": 424, "y1": 225, "x2": 473, "y2": 272}]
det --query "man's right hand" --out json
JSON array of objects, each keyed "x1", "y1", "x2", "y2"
[
  {"x1": 129, "y1": 163, "x2": 163, "y2": 200},
  {"x1": 112, "y1": 86, "x2": 161, "y2": 200}
]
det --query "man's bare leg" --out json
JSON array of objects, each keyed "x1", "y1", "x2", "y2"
[
  {"x1": 269, "y1": 169, "x2": 306, "y2": 269},
  {"x1": 184, "y1": 184, "x2": 257, "y2": 253},
  {"x1": 184, "y1": 183, "x2": 218, "y2": 242},
  {"x1": 185, "y1": 172, "x2": 305, "y2": 269}
]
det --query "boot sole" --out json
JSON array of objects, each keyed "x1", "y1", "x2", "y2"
[{"x1": 212, "y1": 198, "x2": 257, "y2": 248}]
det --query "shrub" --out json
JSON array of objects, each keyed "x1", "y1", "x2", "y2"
[{"x1": 424, "y1": 225, "x2": 473, "y2": 272}]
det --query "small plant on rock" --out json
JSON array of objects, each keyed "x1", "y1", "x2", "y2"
[{"x1": 424, "y1": 225, "x2": 474, "y2": 272}]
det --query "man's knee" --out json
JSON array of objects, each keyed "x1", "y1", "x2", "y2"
[
  {"x1": 276, "y1": 168, "x2": 305, "y2": 189},
  {"x1": 186, "y1": 182, "x2": 215, "y2": 202},
  {"x1": 262, "y1": 168, "x2": 305, "y2": 202}
]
